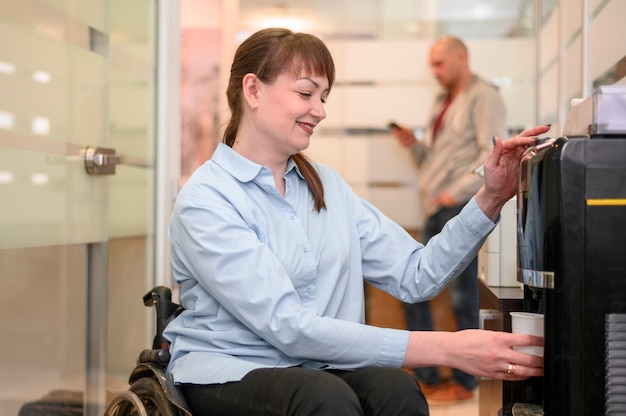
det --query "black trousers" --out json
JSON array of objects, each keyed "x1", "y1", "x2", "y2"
[{"x1": 180, "y1": 366, "x2": 429, "y2": 416}]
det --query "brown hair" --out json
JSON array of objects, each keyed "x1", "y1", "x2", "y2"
[{"x1": 223, "y1": 28, "x2": 335, "y2": 212}]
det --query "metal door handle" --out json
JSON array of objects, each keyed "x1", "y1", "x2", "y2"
[{"x1": 83, "y1": 147, "x2": 123, "y2": 175}]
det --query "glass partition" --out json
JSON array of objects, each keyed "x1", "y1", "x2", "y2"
[
  {"x1": 106, "y1": 0, "x2": 157, "y2": 390},
  {"x1": 0, "y1": 0, "x2": 157, "y2": 414},
  {"x1": 0, "y1": 0, "x2": 110, "y2": 412}
]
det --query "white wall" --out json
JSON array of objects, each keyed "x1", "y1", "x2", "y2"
[
  {"x1": 308, "y1": 37, "x2": 536, "y2": 229},
  {"x1": 323, "y1": 38, "x2": 535, "y2": 131},
  {"x1": 538, "y1": 0, "x2": 626, "y2": 133}
]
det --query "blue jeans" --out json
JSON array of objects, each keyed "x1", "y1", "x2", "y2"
[{"x1": 402, "y1": 203, "x2": 479, "y2": 391}]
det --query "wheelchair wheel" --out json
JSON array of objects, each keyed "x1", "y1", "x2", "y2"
[{"x1": 108, "y1": 377, "x2": 180, "y2": 416}]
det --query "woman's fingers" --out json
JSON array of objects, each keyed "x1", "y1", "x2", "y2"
[{"x1": 517, "y1": 124, "x2": 551, "y2": 138}]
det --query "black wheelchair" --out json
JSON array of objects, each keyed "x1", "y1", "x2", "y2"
[{"x1": 104, "y1": 286, "x2": 192, "y2": 416}]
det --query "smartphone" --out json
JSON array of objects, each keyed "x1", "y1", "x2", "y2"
[{"x1": 388, "y1": 121, "x2": 401, "y2": 130}]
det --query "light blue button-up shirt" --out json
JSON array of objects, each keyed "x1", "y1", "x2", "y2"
[{"x1": 165, "y1": 143, "x2": 496, "y2": 384}]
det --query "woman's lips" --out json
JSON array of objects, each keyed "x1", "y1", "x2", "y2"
[{"x1": 297, "y1": 121, "x2": 315, "y2": 134}]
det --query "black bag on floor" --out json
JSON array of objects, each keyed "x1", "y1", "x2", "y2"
[{"x1": 18, "y1": 390, "x2": 83, "y2": 416}]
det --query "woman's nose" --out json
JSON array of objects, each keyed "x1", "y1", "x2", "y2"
[{"x1": 311, "y1": 100, "x2": 326, "y2": 120}]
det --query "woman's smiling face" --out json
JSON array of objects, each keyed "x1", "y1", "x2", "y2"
[{"x1": 254, "y1": 70, "x2": 329, "y2": 157}]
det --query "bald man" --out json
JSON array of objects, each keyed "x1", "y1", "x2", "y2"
[{"x1": 390, "y1": 36, "x2": 507, "y2": 404}]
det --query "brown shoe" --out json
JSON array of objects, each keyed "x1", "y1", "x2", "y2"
[
  {"x1": 424, "y1": 382, "x2": 474, "y2": 405},
  {"x1": 417, "y1": 381, "x2": 441, "y2": 396}
]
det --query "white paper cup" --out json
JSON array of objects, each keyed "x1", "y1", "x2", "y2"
[{"x1": 510, "y1": 312, "x2": 544, "y2": 356}]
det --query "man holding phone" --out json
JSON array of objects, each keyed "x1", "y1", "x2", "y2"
[{"x1": 390, "y1": 35, "x2": 507, "y2": 404}]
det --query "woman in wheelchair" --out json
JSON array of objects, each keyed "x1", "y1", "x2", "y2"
[{"x1": 165, "y1": 28, "x2": 546, "y2": 416}]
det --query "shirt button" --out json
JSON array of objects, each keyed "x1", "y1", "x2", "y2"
[
  {"x1": 290, "y1": 215, "x2": 295, "y2": 220},
  {"x1": 303, "y1": 247, "x2": 309, "y2": 253}
]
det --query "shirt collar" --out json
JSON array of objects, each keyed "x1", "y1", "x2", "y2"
[{"x1": 212, "y1": 143, "x2": 303, "y2": 182}]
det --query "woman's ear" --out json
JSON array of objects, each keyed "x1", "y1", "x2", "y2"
[{"x1": 242, "y1": 73, "x2": 260, "y2": 110}]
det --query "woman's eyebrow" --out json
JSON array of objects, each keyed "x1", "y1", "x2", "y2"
[
  {"x1": 298, "y1": 76, "x2": 320, "y2": 88},
  {"x1": 297, "y1": 76, "x2": 330, "y2": 93}
]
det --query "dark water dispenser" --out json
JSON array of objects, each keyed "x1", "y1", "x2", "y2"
[{"x1": 515, "y1": 85, "x2": 626, "y2": 415}]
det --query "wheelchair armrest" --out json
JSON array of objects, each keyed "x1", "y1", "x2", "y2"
[
  {"x1": 143, "y1": 286, "x2": 185, "y2": 350},
  {"x1": 138, "y1": 348, "x2": 171, "y2": 367}
]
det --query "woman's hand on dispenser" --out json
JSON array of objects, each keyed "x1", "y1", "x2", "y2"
[{"x1": 476, "y1": 124, "x2": 551, "y2": 221}]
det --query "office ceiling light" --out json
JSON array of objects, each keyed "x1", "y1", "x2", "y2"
[
  {"x1": 31, "y1": 117, "x2": 50, "y2": 135},
  {"x1": 0, "y1": 171, "x2": 14, "y2": 184},
  {"x1": 0, "y1": 60, "x2": 16, "y2": 74},
  {"x1": 475, "y1": 2, "x2": 490, "y2": 18},
  {"x1": 32, "y1": 70, "x2": 52, "y2": 84},
  {"x1": 30, "y1": 173, "x2": 49, "y2": 185},
  {"x1": 256, "y1": 4, "x2": 310, "y2": 32},
  {"x1": 0, "y1": 111, "x2": 15, "y2": 129}
]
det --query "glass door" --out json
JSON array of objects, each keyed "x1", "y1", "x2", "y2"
[{"x1": 0, "y1": 0, "x2": 158, "y2": 415}]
